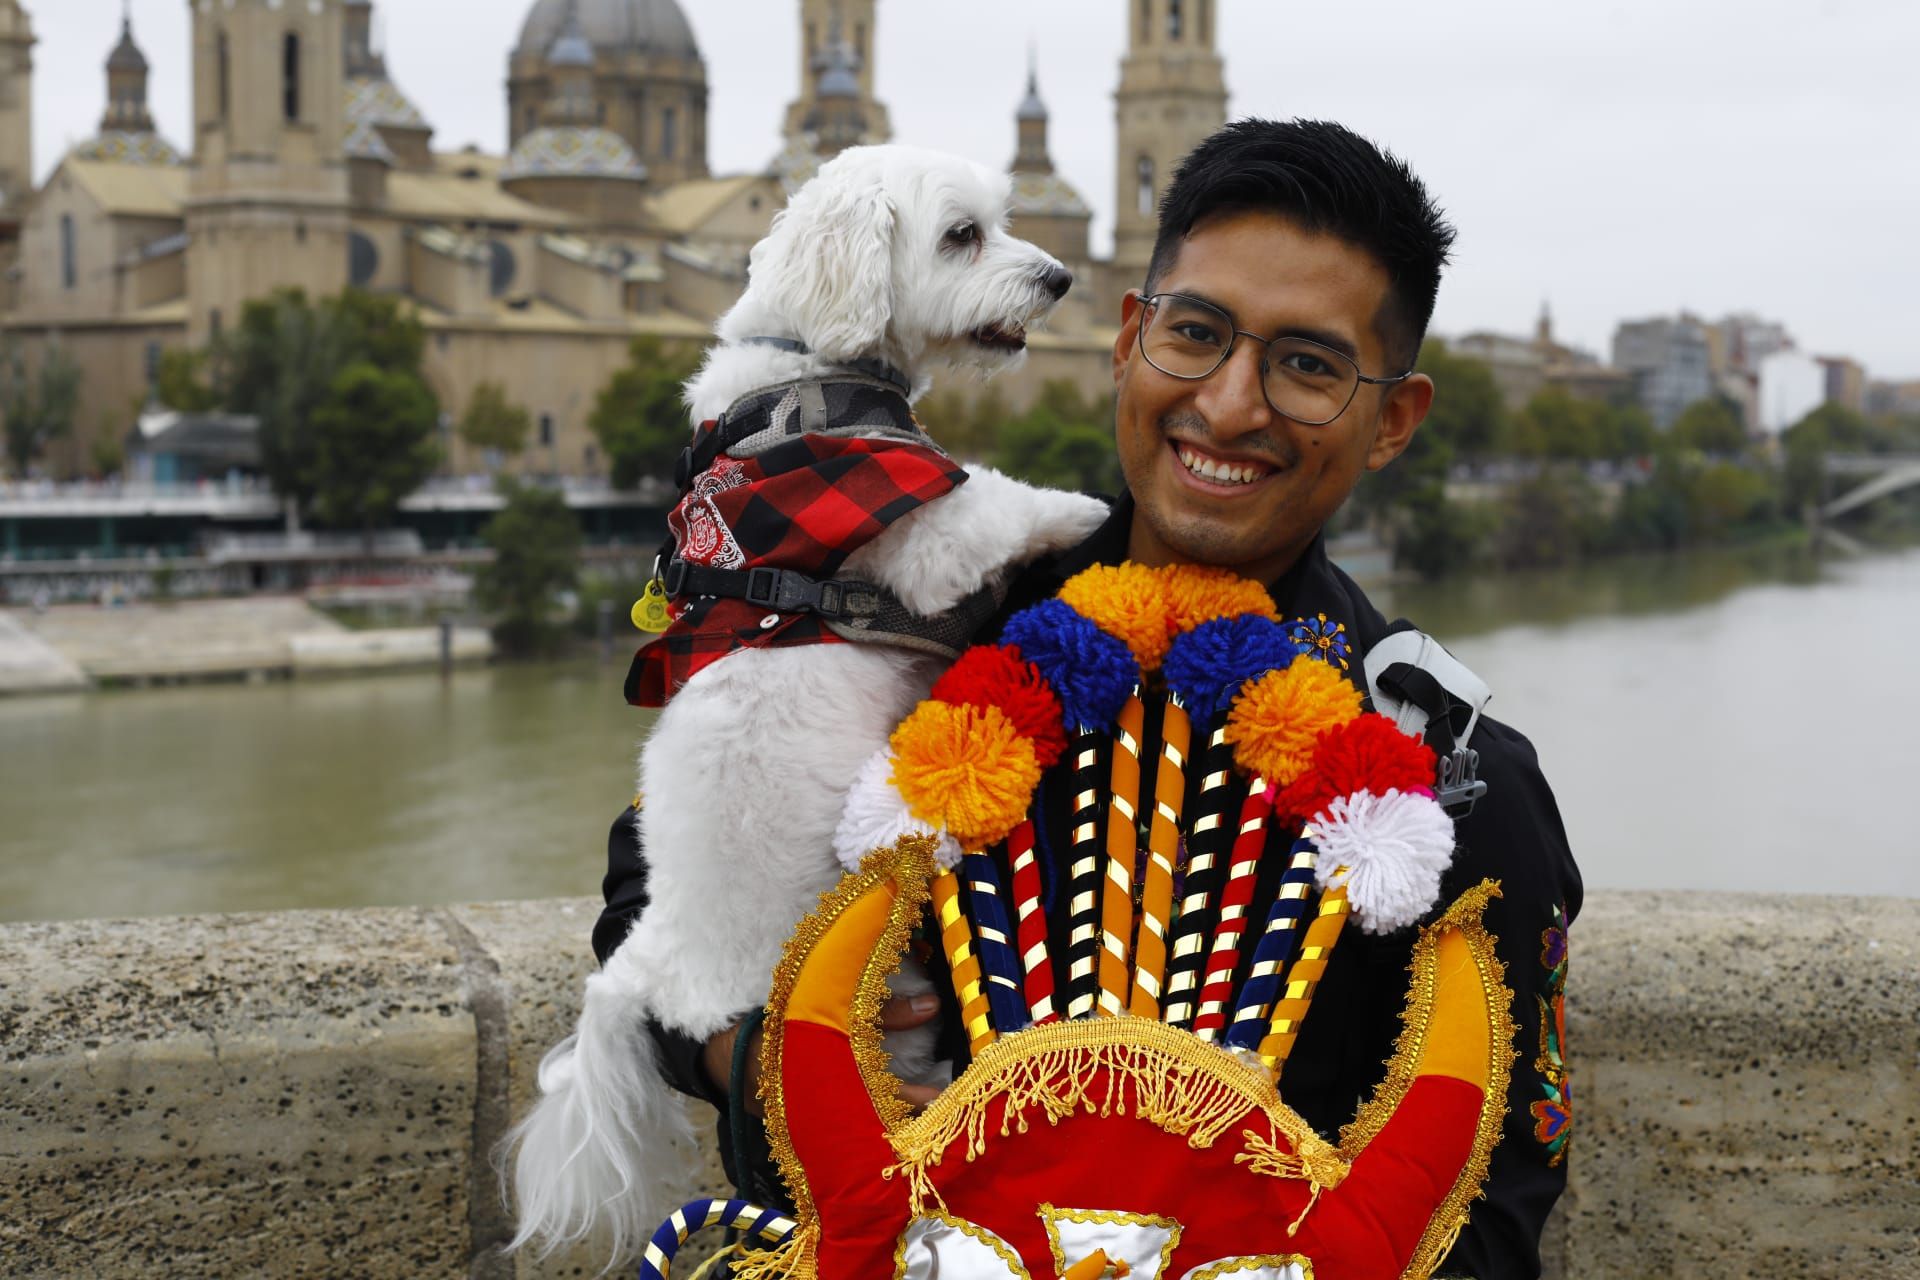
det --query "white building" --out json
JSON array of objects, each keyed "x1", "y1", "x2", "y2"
[{"x1": 1758, "y1": 350, "x2": 1826, "y2": 435}]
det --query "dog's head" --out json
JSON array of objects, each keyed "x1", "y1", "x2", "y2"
[{"x1": 736, "y1": 144, "x2": 1072, "y2": 376}]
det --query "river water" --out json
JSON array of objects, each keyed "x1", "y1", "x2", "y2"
[{"x1": 3, "y1": 544, "x2": 1916, "y2": 923}]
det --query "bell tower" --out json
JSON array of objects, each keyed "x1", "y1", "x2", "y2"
[
  {"x1": 185, "y1": 0, "x2": 351, "y2": 342},
  {"x1": 785, "y1": 0, "x2": 889, "y2": 144},
  {"x1": 0, "y1": 0, "x2": 33, "y2": 215},
  {"x1": 1112, "y1": 0, "x2": 1227, "y2": 286}
]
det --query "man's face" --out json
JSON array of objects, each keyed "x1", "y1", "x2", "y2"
[{"x1": 1112, "y1": 210, "x2": 1433, "y2": 582}]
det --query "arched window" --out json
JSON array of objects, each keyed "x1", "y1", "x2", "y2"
[
  {"x1": 1169, "y1": 0, "x2": 1184, "y2": 40},
  {"x1": 216, "y1": 31, "x2": 230, "y2": 121},
  {"x1": 282, "y1": 33, "x2": 301, "y2": 122},
  {"x1": 662, "y1": 107, "x2": 678, "y2": 159},
  {"x1": 1136, "y1": 156, "x2": 1155, "y2": 218},
  {"x1": 60, "y1": 213, "x2": 77, "y2": 290}
]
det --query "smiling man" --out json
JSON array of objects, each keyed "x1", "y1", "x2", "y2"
[{"x1": 596, "y1": 120, "x2": 1580, "y2": 1279}]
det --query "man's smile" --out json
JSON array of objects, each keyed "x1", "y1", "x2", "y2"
[{"x1": 1167, "y1": 436, "x2": 1287, "y2": 495}]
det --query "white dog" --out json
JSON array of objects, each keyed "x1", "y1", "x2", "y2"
[{"x1": 508, "y1": 145, "x2": 1109, "y2": 1263}]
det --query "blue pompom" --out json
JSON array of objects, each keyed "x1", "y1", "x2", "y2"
[
  {"x1": 1000, "y1": 599, "x2": 1139, "y2": 731},
  {"x1": 1163, "y1": 614, "x2": 1297, "y2": 724}
]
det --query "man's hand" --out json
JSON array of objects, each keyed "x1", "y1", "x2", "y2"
[{"x1": 701, "y1": 993, "x2": 945, "y2": 1116}]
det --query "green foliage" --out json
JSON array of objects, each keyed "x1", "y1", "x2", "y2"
[
  {"x1": 1414, "y1": 339, "x2": 1506, "y2": 463},
  {"x1": 476, "y1": 479, "x2": 583, "y2": 656},
  {"x1": 1685, "y1": 462, "x2": 1777, "y2": 538},
  {"x1": 1786, "y1": 402, "x2": 1874, "y2": 452},
  {"x1": 989, "y1": 380, "x2": 1120, "y2": 494},
  {"x1": 1670, "y1": 397, "x2": 1748, "y2": 456},
  {"x1": 1490, "y1": 468, "x2": 1605, "y2": 569},
  {"x1": 1513, "y1": 386, "x2": 1655, "y2": 463},
  {"x1": 589, "y1": 337, "x2": 705, "y2": 489},
  {"x1": 0, "y1": 339, "x2": 82, "y2": 476},
  {"x1": 154, "y1": 348, "x2": 220, "y2": 413},
  {"x1": 459, "y1": 380, "x2": 532, "y2": 458},
  {"x1": 915, "y1": 383, "x2": 1009, "y2": 462},
  {"x1": 89, "y1": 427, "x2": 126, "y2": 480},
  {"x1": 309, "y1": 362, "x2": 442, "y2": 539},
  {"x1": 1781, "y1": 422, "x2": 1829, "y2": 514}
]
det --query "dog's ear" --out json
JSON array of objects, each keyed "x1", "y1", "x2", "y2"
[{"x1": 751, "y1": 176, "x2": 896, "y2": 361}]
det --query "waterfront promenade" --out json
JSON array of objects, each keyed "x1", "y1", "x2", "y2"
[{"x1": 2, "y1": 890, "x2": 1913, "y2": 1278}]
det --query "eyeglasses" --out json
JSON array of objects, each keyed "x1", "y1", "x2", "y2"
[{"x1": 1137, "y1": 292, "x2": 1413, "y2": 426}]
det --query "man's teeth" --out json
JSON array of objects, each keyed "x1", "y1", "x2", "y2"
[{"x1": 1177, "y1": 444, "x2": 1264, "y2": 486}]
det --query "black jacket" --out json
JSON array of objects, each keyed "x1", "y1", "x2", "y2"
[{"x1": 595, "y1": 495, "x2": 1581, "y2": 1278}]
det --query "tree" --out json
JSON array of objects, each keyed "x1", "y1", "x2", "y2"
[
  {"x1": 459, "y1": 380, "x2": 532, "y2": 460},
  {"x1": 475, "y1": 478, "x2": 583, "y2": 656},
  {"x1": 0, "y1": 339, "x2": 82, "y2": 477},
  {"x1": 589, "y1": 337, "x2": 705, "y2": 488},
  {"x1": 1670, "y1": 397, "x2": 1747, "y2": 456},
  {"x1": 309, "y1": 362, "x2": 442, "y2": 545},
  {"x1": 154, "y1": 348, "x2": 220, "y2": 413},
  {"x1": 1414, "y1": 339, "x2": 1506, "y2": 464},
  {"x1": 1516, "y1": 386, "x2": 1606, "y2": 462},
  {"x1": 990, "y1": 380, "x2": 1121, "y2": 494}
]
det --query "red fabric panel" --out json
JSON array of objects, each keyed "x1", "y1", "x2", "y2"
[{"x1": 781, "y1": 1020, "x2": 912, "y2": 1278}]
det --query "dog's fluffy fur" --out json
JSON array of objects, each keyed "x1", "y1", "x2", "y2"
[{"x1": 507, "y1": 146, "x2": 1109, "y2": 1264}]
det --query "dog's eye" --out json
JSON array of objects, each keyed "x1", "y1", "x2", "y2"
[{"x1": 943, "y1": 222, "x2": 979, "y2": 248}]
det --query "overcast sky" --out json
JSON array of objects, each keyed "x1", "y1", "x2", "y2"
[{"x1": 23, "y1": 0, "x2": 1920, "y2": 379}]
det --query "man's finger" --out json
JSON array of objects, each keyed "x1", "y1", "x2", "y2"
[
  {"x1": 877, "y1": 992, "x2": 942, "y2": 1030},
  {"x1": 896, "y1": 1082, "x2": 943, "y2": 1112}
]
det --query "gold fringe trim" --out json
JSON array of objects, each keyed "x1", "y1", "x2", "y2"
[
  {"x1": 728, "y1": 1225, "x2": 817, "y2": 1280},
  {"x1": 1334, "y1": 878, "x2": 1517, "y2": 1280},
  {"x1": 884, "y1": 1017, "x2": 1346, "y2": 1217}
]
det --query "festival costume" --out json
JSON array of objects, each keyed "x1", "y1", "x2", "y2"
[{"x1": 600, "y1": 496, "x2": 1580, "y2": 1279}]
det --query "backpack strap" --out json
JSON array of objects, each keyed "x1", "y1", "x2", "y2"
[{"x1": 1364, "y1": 628, "x2": 1492, "y2": 815}]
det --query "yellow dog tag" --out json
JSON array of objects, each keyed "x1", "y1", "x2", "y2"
[{"x1": 631, "y1": 580, "x2": 672, "y2": 633}]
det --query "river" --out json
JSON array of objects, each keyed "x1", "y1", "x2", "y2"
[{"x1": 3, "y1": 543, "x2": 1916, "y2": 923}]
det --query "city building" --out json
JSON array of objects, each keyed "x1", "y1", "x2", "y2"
[
  {"x1": 0, "y1": 0, "x2": 1210, "y2": 481},
  {"x1": 1866, "y1": 379, "x2": 1920, "y2": 420},
  {"x1": 1451, "y1": 304, "x2": 1629, "y2": 411},
  {"x1": 1612, "y1": 313, "x2": 1713, "y2": 429},
  {"x1": 1817, "y1": 356, "x2": 1867, "y2": 416}
]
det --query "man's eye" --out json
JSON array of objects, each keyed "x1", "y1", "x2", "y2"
[
  {"x1": 1172, "y1": 322, "x2": 1224, "y2": 345},
  {"x1": 1281, "y1": 351, "x2": 1338, "y2": 378}
]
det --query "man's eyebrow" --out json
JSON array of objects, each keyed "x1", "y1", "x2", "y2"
[{"x1": 1167, "y1": 287, "x2": 1361, "y2": 362}]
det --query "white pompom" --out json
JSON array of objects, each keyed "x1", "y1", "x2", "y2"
[
  {"x1": 1309, "y1": 788, "x2": 1456, "y2": 935},
  {"x1": 834, "y1": 747, "x2": 963, "y2": 871}
]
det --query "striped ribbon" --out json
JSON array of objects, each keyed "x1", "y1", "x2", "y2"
[
  {"x1": 1007, "y1": 819, "x2": 1057, "y2": 1024},
  {"x1": 933, "y1": 867, "x2": 995, "y2": 1054},
  {"x1": 640, "y1": 1198, "x2": 796, "y2": 1280},
  {"x1": 1259, "y1": 881, "x2": 1353, "y2": 1076},
  {"x1": 1062, "y1": 729, "x2": 1107, "y2": 1019},
  {"x1": 1097, "y1": 693, "x2": 1147, "y2": 1016},
  {"x1": 962, "y1": 850, "x2": 1030, "y2": 1035},
  {"x1": 1129, "y1": 693, "x2": 1191, "y2": 1019},
  {"x1": 1189, "y1": 781, "x2": 1277, "y2": 1042},
  {"x1": 1223, "y1": 836, "x2": 1319, "y2": 1051},
  {"x1": 1160, "y1": 726, "x2": 1237, "y2": 1029}
]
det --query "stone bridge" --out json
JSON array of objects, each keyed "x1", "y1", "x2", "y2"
[{"x1": 1821, "y1": 452, "x2": 1920, "y2": 520}]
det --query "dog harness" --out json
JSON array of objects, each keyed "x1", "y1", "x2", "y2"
[{"x1": 626, "y1": 375, "x2": 997, "y2": 708}]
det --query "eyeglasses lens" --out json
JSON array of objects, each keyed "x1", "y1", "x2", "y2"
[{"x1": 1143, "y1": 296, "x2": 1358, "y2": 426}]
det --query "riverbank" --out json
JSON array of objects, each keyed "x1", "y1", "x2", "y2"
[
  {"x1": 2, "y1": 889, "x2": 1913, "y2": 1278},
  {"x1": 0, "y1": 596, "x2": 492, "y2": 695}
]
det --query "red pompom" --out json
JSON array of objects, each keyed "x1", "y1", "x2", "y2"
[
  {"x1": 1278, "y1": 712, "x2": 1436, "y2": 823},
  {"x1": 931, "y1": 645, "x2": 1069, "y2": 769}
]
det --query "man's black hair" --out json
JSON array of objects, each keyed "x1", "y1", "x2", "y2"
[{"x1": 1143, "y1": 118, "x2": 1456, "y2": 371}]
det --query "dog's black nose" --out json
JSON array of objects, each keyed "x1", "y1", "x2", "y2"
[{"x1": 1041, "y1": 265, "x2": 1074, "y2": 300}]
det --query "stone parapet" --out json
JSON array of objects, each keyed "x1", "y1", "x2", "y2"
[{"x1": 2, "y1": 891, "x2": 1914, "y2": 1278}]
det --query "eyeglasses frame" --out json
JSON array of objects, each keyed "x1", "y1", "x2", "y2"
[{"x1": 1136, "y1": 291, "x2": 1415, "y2": 427}]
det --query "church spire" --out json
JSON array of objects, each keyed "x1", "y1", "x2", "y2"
[
  {"x1": 804, "y1": 5, "x2": 868, "y2": 157},
  {"x1": 1013, "y1": 47, "x2": 1053, "y2": 176},
  {"x1": 543, "y1": 0, "x2": 598, "y2": 126},
  {"x1": 102, "y1": 0, "x2": 154, "y2": 134}
]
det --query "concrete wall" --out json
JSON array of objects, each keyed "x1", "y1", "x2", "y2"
[{"x1": 2, "y1": 890, "x2": 1915, "y2": 1278}]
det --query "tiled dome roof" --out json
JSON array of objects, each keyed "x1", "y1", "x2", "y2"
[
  {"x1": 1010, "y1": 170, "x2": 1091, "y2": 219},
  {"x1": 502, "y1": 125, "x2": 649, "y2": 181},
  {"x1": 72, "y1": 131, "x2": 181, "y2": 167},
  {"x1": 514, "y1": 0, "x2": 701, "y2": 63},
  {"x1": 345, "y1": 76, "x2": 429, "y2": 132}
]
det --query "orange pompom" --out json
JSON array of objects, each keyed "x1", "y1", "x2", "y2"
[
  {"x1": 1224, "y1": 659, "x2": 1363, "y2": 787},
  {"x1": 1161, "y1": 563, "x2": 1278, "y2": 632},
  {"x1": 889, "y1": 701, "x2": 1042, "y2": 850},
  {"x1": 1057, "y1": 563, "x2": 1174, "y2": 671}
]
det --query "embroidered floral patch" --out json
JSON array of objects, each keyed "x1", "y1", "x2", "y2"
[
  {"x1": 1532, "y1": 902, "x2": 1571, "y2": 1166},
  {"x1": 1286, "y1": 612, "x2": 1351, "y2": 671}
]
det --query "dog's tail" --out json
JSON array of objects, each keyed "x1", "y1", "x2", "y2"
[{"x1": 504, "y1": 939, "x2": 699, "y2": 1268}]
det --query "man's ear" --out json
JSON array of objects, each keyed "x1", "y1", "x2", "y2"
[
  {"x1": 751, "y1": 178, "x2": 896, "y2": 361},
  {"x1": 1366, "y1": 372, "x2": 1434, "y2": 471},
  {"x1": 1112, "y1": 289, "x2": 1146, "y2": 386}
]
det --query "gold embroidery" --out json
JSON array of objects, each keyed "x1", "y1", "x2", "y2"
[
  {"x1": 1038, "y1": 1204, "x2": 1185, "y2": 1280},
  {"x1": 1184, "y1": 1254, "x2": 1316, "y2": 1279},
  {"x1": 1334, "y1": 879, "x2": 1516, "y2": 1280},
  {"x1": 893, "y1": 1212, "x2": 1033, "y2": 1280}
]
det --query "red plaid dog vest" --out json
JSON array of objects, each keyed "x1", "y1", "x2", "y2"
[{"x1": 626, "y1": 381, "x2": 967, "y2": 709}]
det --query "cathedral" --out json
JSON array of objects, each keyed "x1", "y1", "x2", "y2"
[{"x1": 0, "y1": 0, "x2": 1228, "y2": 481}]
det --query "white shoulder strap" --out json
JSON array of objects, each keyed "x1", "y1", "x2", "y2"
[{"x1": 1363, "y1": 629, "x2": 1492, "y2": 748}]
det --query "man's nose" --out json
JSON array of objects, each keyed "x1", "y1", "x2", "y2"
[{"x1": 1194, "y1": 337, "x2": 1274, "y2": 436}]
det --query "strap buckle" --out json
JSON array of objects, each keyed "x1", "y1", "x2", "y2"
[{"x1": 662, "y1": 559, "x2": 690, "y2": 597}]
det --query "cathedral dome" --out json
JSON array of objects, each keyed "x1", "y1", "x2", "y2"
[{"x1": 514, "y1": 0, "x2": 701, "y2": 63}]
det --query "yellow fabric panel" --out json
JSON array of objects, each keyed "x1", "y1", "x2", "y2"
[
  {"x1": 786, "y1": 875, "x2": 899, "y2": 1033},
  {"x1": 1414, "y1": 926, "x2": 1492, "y2": 1089}
]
